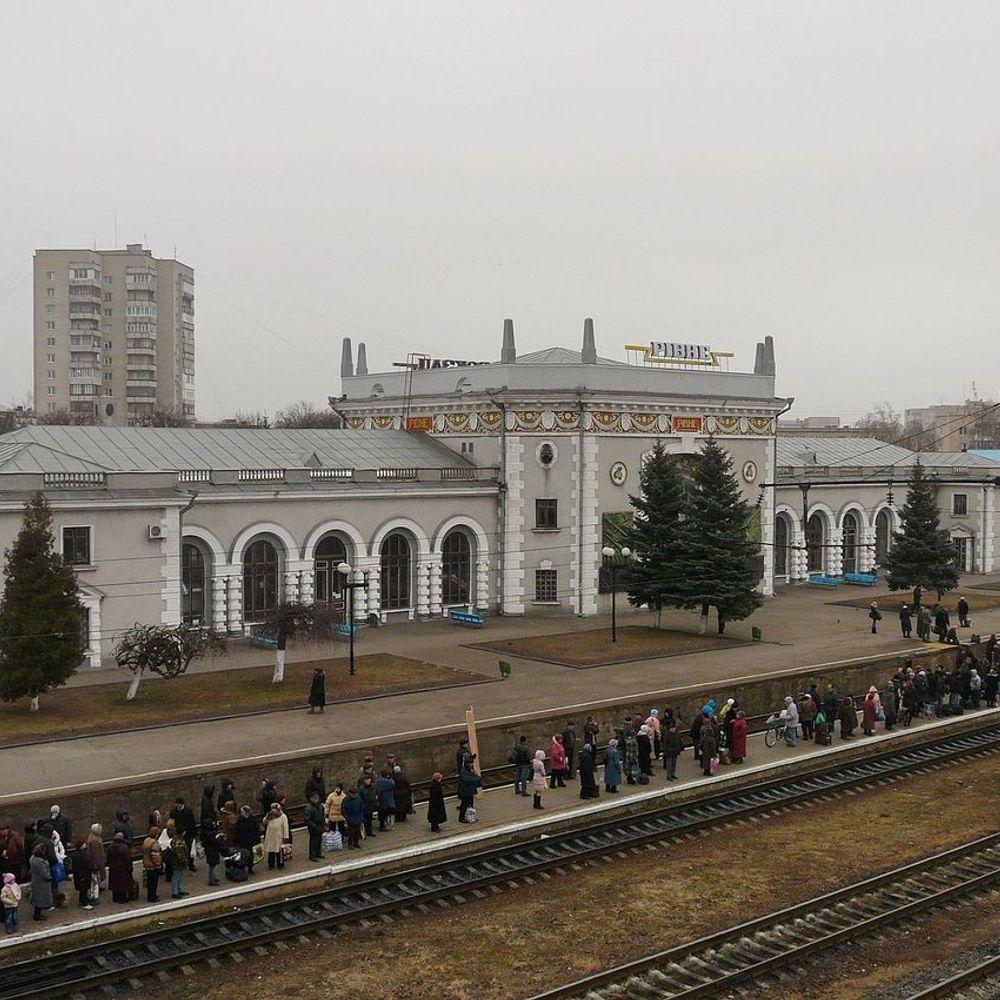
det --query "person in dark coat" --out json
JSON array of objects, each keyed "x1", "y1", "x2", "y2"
[
  {"x1": 561, "y1": 721, "x2": 578, "y2": 779},
  {"x1": 258, "y1": 779, "x2": 278, "y2": 816},
  {"x1": 106, "y1": 833, "x2": 133, "y2": 903},
  {"x1": 113, "y1": 809, "x2": 134, "y2": 846},
  {"x1": 199, "y1": 785, "x2": 217, "y2": 832},
  {"x1": 201, "y1": 805, "x2": 222, "y2": 887},
  {"x1": 392, "y1": 766, "x2": 413, "y2": 822},
  {"x1": 456, "y1": 739, "x2": 473, "y2": 779},
  {"x1": 341, "y1": 788, "x2": 364, "y2": 848},
  {"x1": 234, "y1": 805, "x2": 261, "y2": 872},
  {"x1": 838, "y1": 696, "x2": 857, "y2": 739},
  {"x1": 457, "y1": 762, "x2": 482, "y2": 822},
  {"x1": 868, "y1": 601, "x2": 882, "y2": 634},
  {"x1": 304, "y1": 767, "x2": 326, "y2": 804},
  {"x1": 427, "y1": 772, "x2": 447, "y2": 833},
  {"x1": 308, "y1": 668, "x2": 326, "y2": 713},
  {"x1": 662, "y1": 725, "x2": 682, "y2": 780},
  {"x1": 698, "y1": 719, "x2": 718, "y2": 777},
  {"x1": 22, "y1": 823, "x2": 39, "y2": 882},
  {"x1": 583, "y1": 716, "x2": 600, "y2": 753},
  {"x1": 899, "y1": 605, "x2": 912, "y2": 638},
  {"x1": 730, "y1": 711, "x2": 748, "y2": 764},
  {"x1": 304, "y1": 792, "x2": 325, "y2": 861},
  {"x1": 359, "y1": 776, "x2": 378, "y2": 838},
  {"x1": 0, "y1": 826, "x2": 24, "y2": 883},
  {"x1": 957, "y1": 597, "x2": 970, "y2": 628},
  {"x1": 934, "y1": 606, "x2": 950, "y2": 641},
  {"x1": 42, "y1": 805, "x2": 71, "y2": 844},
  {"x1": 71, "y1": 839, "x2": 94, "y2": 909},
  {"x1": 636, "y1": 726, "x2": 653, "y2": 776},
  {"x1": 578, "y1": 744, "x2": 598, "y2": 799},
  {"x1": 690, "y1": 714, "x2": 704, "y2": 765},
  {"x1": 168, "y1": 798, "x2": 197, "y2": 872},
  {"x1": 29, "y1": 845, "x2": 52, "y2": 920},
  {"x1": 217, "y1": 780, "x2": 236, "y2": 813}
]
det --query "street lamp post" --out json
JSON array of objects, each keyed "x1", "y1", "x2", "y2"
[
  {"x1": 337, "y1": 562, "x2": 367, "y2": 676},
  {"x1": 601, "y1": 545, "x2": 631, "y2": 643}
]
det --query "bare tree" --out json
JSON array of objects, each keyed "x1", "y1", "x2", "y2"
[
  {"x1": 226, "y1": 410, "x2": 271, "y2": 428},
  {"x1": 131, "y1": 407, "x2": 193, "y2": 428},
  {"x1": 115, "y1": 623, "x2": 227, "y2": 700},
  {"x1": 257, "y1": 601, "x2": 340, "y2": 683},
  {"x1": 854, "y1": 402, "x2": 902, "y2": 444},
  {"x1": 37, "y1": 408, "x2": 99, "y2": 426},
  {"x1": 274, "y1": 400, "x2": 341, "y2": 429}
]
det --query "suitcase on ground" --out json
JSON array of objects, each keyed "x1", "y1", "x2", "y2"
[{"x1": 638, "y1": 774, "x2": 650, "y2": 784}]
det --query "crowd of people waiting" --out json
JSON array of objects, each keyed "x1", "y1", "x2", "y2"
[{"x1": 2, "y1": 641, "x2": 996, "y2": 936}]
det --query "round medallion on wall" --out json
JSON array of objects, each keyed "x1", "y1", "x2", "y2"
[
  {"x1": 609, "y1": 461, "x2": 628, "y2": 487},
  {"x1": 741, "y1": 460, "x2": 758, "y2": 483}
]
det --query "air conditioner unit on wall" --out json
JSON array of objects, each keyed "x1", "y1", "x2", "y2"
[{"x1": 147, "y1": 524, "x2": 165, "y2": 540}]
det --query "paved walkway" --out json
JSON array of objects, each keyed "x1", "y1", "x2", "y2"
[
  {"x1": 5, "y1": 705, "x2": 993, "y2": 950},
  {"x1": 2, "y1": 579, "x2": 999, "y2": 799}
]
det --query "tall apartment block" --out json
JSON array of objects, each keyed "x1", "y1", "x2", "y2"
[{"x1": 33, "y1": 244, "x2": 195, "y2": 425}]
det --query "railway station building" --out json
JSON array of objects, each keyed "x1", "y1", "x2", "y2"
[{"x1": 0, "y1": 320, "x2": 997, "y2": 667}]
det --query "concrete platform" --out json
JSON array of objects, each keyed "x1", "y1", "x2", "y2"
[
  {"x1": 3, "y1": 705, "x2": 995, "y2": 950},
  {"x1": 3, "y1": 579, "x2": 998, "y2": 800}
]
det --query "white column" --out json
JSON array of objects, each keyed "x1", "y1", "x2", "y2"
[
  {"x1": 284, "y1": 570, "x2": 299, "y2": 604},
  {"x1": 859, "y1": 527, "x2": 876, "y2": 572},
  {"x1": 298, "y1": 566, "x2": 314, "y2": 605},
  {"x1": 428, "y1": 557, "x2": 443, "y2": 615},
  {"x1": 502, "y1": 435, "x2": 526, "y2": 614},
  {"x1": 982, "y1": 484, "x2": 995, "y2": 574},
  {"x1": 226, "y1": 572, "x2": 242, "y2": 633},
  {"x1": 415, "y1": 557, "x2": 431, "y2": 618},
  {"x1": 761, "y1": 441, "x2": 776, "y2": 596},
  {"x1": 571, "y1": 433, "x2": 599, "y2": 615},
  {"x1": 791, "y1": 529, "x2": 808, "y2": 581},
  {"x1": 828, "y1": 528, "x2": 844, "y2": 577},
  {"x1": 360, "y1": 556, "x2": 381, "y2": 622},
  {"x1": 475, "y1": 557, "x2": 490, "y2": 611},
  {"x1": 211, "y1": 573, "x2": 227, "y2": 629}
]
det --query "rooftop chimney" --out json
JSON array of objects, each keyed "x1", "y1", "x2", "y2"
[
  {"x1": 762, "y1": 335, "x2": 775, "y2": 376},
  {"x1": 753, "y1": 341, "x2": 765, "y2": 374},
  {"x1": 581, "y1": 317, "x2": 597, "y2": 364},
  {"x1": 340, "y1": 337, "x2": 354, "y2": 379},
  {"x1": 500, "y1": 318, "x2": 517, "y2": 364},
  {"x1": 356, "y1": 342, "x2": 368, "y2": 376}
]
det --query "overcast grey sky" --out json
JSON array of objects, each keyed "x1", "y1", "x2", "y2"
[{"x1": 2, "y1": 2, "x2": 998, "y2": 420}]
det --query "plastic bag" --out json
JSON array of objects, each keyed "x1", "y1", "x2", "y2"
[
  {"x1": 321, "y1": 829, "x2": 343, "y2": 852},
  {"x1": 709, "y1": 757, "x2": 720, "y2": 776},
  {"x1": 465, "y1": 807, "x2": 478, "y2": 824}
]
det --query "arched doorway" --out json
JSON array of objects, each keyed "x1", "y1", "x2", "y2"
[
  {"x1": 314, "y1": 534, "x2": 348, "y2": 605},
  {"x1": 441, "y1": 529, "x2": 472, "y2": 606},
  {"x1": 875, "y1": 509, "x2": 892, "y2": 566},
  {"x1": 773, "y1": 514, "x2": 790, "y2": 579},
  {"x1": 243, "y1": 538, "x2": 280, "y2": 621},
  {"x1": 181, "y1": 542, "x2": 209, "y2": 625},
  {"x1": 380, "y1": 532, "x2": 413, "y2": 610},
  {"x1": 842, "y1": 511, "x2": 860, "y2": 575},
  {"x1": 806, "y1": 513, "x2": 825, "y2": 573}
]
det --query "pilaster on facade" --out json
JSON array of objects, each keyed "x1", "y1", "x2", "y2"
[
  {"x1": 211, "y1": 574, "x2": 228, "y2": 629},
  {"x1": 428, "y1": 558, "x2": 443, "y2": 616},
  {"x1": 982, "y1": 484, "x2": 995, "y2": 574},
  {"x1": 790, "y1": 530, "x2": 808, "y2": 581},
  {"x1": 760, "y1": 441, "x2": 776, "y2": 596},
  {"x1": 416, "y1": 556, "x2": 434, "y2": 617},
  {"x1": 160, "y1": 512, "x2": 182, "y2": 625},
  {"x1": 79, "y1": 589, "x2": 102, "y2": 668},
  {"x1": 502, "y1": 435, "x2": 525, "y2": 614},
  {"x1": 827, "y1": 528, "x2": 844, "y2": 577},
  {"x1": 225, "y1": 573, "x2": 242, "y2": 633},
  {"x1": 475, "y1": 558, "x2": 490, "y2": 611},
  {"x1": 859, "y1": 528, "x2": 876, "y2": 572},
  {"x1": 570, "y1": 432, "x2": 599, "y2": 615},
  {"x1": 358, "y1": 556, "x2": 380, "y2": 622}
]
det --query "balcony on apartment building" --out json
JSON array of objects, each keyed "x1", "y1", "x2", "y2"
[
  {"x1": 125, "y1": 270, "x2": 157, "y2": 291},
  {"x1": 68, "y1": 302, "x2": 102, "y2": 317}
]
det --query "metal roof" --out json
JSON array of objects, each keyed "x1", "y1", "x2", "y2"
[
  {"x1": 0, "y1": 427, "x2": 473, "y2": 473},
  {"x1": 512, "y1": 347, "x2": 629, "y2": 366},
  {"x1": 777, "y1": 436, "x2": 1000, "y2": 472}
]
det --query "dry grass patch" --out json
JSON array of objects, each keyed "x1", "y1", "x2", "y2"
[
  {"x1": 830, "y1": 590, "x2": 1000, "y2": 613},
  {"x1": 0, "y1": 654, "x2": 484, "y2": 746},
  {"x1": 468, "y1": 626, "x2": 744, "y2": 667},
  {"x1": 158, "y1": 743, "x2": 1000, "y2": 1000}
]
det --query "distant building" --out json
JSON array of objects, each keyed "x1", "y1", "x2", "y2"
[
  {"x1": 33, "y1": 245, "x2": 195, "y2": 426},
  {"x1": 904, "y1": 401, "x2": 999, "y2": 452}
]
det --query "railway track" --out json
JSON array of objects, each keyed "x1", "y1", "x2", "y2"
[
  {"x1": 2, "y1": 720, "x2": 998, "y2": 1000},
  {"x1": 529, "y1": 833, "x2": 1000, "y2": 999},
  {"x1": 904, "y1": 954, "x2": 1000, "y2": 999}
]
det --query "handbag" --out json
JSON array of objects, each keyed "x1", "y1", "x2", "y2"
[
  {"x1": 88, "y1": 875, "x2": 100, "y2": 903},
  {"x1": 710, "y1": 756, "x2": 720, "y2": 776},
  {"x1": 193, "y1": 839, "x2": 205, "y2": 862},
  {"x1": 128, "y1": 877, "x2": 140, "y2": 901},
  {"x1": 251, "y1": 843, "x2": 265, "y2": 866},
  {"x1": 281, "y1": 843, "x2": 293, "y2": 862},
  {"x1": 50, "y1": 860, "x2": 67, "y2": 883}
]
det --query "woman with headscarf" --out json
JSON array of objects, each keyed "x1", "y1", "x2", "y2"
[
  {"x1": 531, "y1": 750, "x2": 546, "y2": 810},
  {"x1": 698, "y1": 717, "x2": 718, "y2": 777},
  {"x1": 86, "y1": 823, "x2": 106, "y2": 892},
  {"x1": 29, "y1": 845, "x2": 52, "y2": 920},
  {"x1": 220, "y1": 800, "x2": 238, "y2": 849},
  {"x1": 862, "y1": 686, "x2": 881, "y2": 736},
  {"x1": 730, "y1": 711, "x2": 748, "y2": 765},
  {"x1": 262, "y1": 802, "x2": 290, "y2": 870},
  {"x1": 107, "y1": 832, "x2": 134, "y2": 903},
  {"x1": 393, "y1": 766, "x2": 413, "y2": 823},
  {"x1": 113, "y1": 809, "x2": 134, "y2": 846},
  {"x1": 839, "y1": 695, "x2": 857, "y2": 739},
  {"x1": 234, "y1": 806, "x2": 261, "y2": 873},
  {"x1": 636, "y1": 725, "x2": 653, "y2": 777},
  {"x1": 603, "y1": 739, "x2": 621, "y2": 793},
  {"x1": 427, "y1": 772, "x2": 448, "y2": 831},
  {"x1": 48, "y1": 830, "x2": 67, "y2": 891},
  {"x1": 1, "y1": 871, "x2": 21, "y2": 933}
]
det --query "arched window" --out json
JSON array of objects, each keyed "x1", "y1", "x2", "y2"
[
  {"x1": 806, "y1": 513, "x2": 825, "y2": 573},
  {"x1": 314, "y1": 535, "x2": 348, "y2": 605},
  {"x1": 380, "y1": 533, "x2": 412, "y2": 610},
  {"x1": 875, "y1": 509, "x2": 892, "y2": 566},
  {"x1": 441, "y1": 530, "x2": 472, "y2": 606},
  {"x1": 773, "y1": 515, "x2": 789, "y2": 578},
  {"x1": 243, "y1": 538, "x2": 279, "y2": 620},
  {"x1": 842, "y1": 511, "x2": 860, "y2": 575},
  {"x1": 181, "y1": 543, "x2": 208, "y2": 625}
]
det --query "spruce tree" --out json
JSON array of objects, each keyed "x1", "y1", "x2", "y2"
[
  {"x1": 0, "y1": 492, "x2": 84, "y2": 709},
  {"x1": 883, "y1": 461, "x2": 959, "y2": 602},
  {"x1": 676, "y1": 439, "x2": 763, "y2": 634},
  {"x1": 622, "y1": 444, "x2": 687, "y2": 623}
]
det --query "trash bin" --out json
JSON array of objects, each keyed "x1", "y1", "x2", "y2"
[
  {"x1": 751, "y1": 626, "x2": 762, "y2": 642},
  {"x1": 499, "y1": 660, "x2": 512, "y2": 678}
]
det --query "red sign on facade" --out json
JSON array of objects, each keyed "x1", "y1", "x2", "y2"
[
  {"x1": 672, "y1": 416, "x2": 703, "y2": 433},
  {"x1": 406, "y1": 416, "x2": 434, "y2": 432}
]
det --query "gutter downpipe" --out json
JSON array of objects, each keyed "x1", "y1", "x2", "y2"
[{"x1": 577, "y1": 388, "x2": 586, "y2": 618}]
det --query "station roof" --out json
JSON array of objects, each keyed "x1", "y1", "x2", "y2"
[
  {"x1": 0, "y1": 426, "x2": 472, "y2": 474},
  {"x1": 777, "y1": 436, "x2": 1000, "y2": 473}
]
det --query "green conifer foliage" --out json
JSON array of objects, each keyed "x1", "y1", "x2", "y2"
[
  {"x1": 0, "y1": 493, "x2": 84, "y2": 706},
  {"x1": 883, "y1": 461, "x2": 960, "y2": 600}
]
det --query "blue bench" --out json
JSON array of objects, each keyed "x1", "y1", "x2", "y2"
[
  {"x1": 450, "y1": 609, "x2": 486, "y2": 628},
  {"x1": 843, "y1": 573, "x2": 877, "y2": 586},
  {"x1": 249, "y1": 630, "x2": 278, "y2": 648},
  {"x1": 807, "y1": 575, "x2": 840, "y2": 589},
  {"x1": 333, "y1": 623, "x2": 363, "y2": 639}
]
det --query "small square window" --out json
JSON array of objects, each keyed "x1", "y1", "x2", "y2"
[
  {"x1": 535, "y1": 569, "x2": 558, "y2": 602},
  {"x1": 46, "y1": 386, "x2": 56, "y2": 396},
  {"x1": 102, "y1": 275, "x2": 112, "y2": 286},
  {"x1": 45, "y1": 321, "x2": 55, "y2": 330},
  {"x1": 46, "y1": 287, "x2": 55, "y2": 297},
  {"x1": 47, "y1": 369, "x2": 55, "y2": 379},
  {"x1": 46, "y1": 270, "x2": 55, "y2": 280},
  {"x1": 104, "y1": 341, "x2": 112, "y2": 349},
  {"x1": 46, "y1": 353, "x2": 55, "y2": 363},
  {"x1": 62, "y1": 526, "x2": 92, "y2": 566},
  {"x1": 46, "y1": 337, "x2": 55, "y2": 347},
  {"x1": 953, "y1": 493, "x2": 968, "y2": 516},
  {"x1": 103, "y1": 308, "x2": 112, "y2": 317},
  {"x1": 535, "y1": 498, "x2": 558, "y2": 529}
]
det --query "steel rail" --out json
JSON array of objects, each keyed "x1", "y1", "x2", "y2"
[
  {"x1": 903, "y1": 953, "x2": 1000, "y2": 999},
  {"x1": 1, "y1": 720, "x2": 998, "y2": 1000},
  {"x1": 530, "y1": 833, "x2": 1000, "y2": 999}
]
